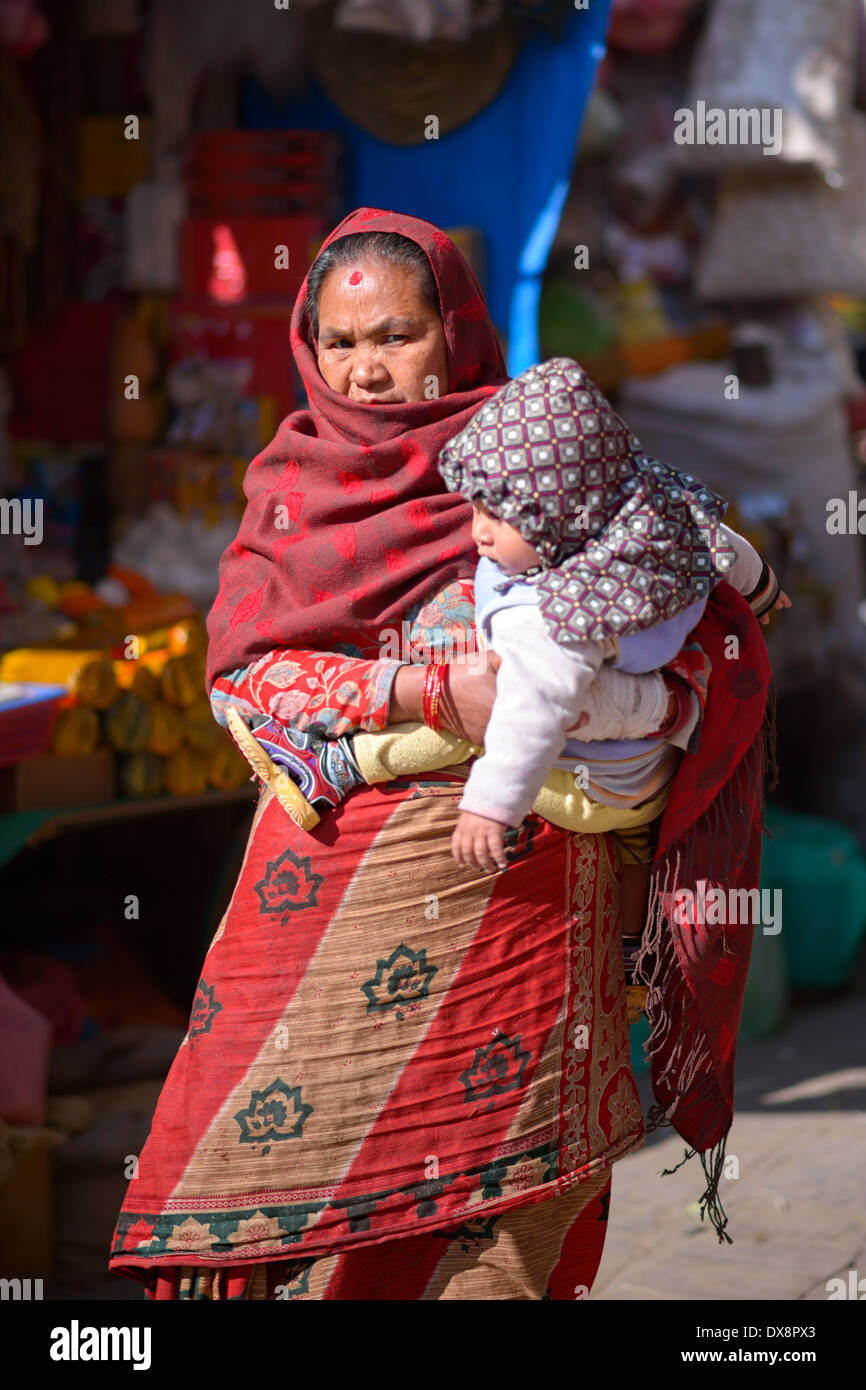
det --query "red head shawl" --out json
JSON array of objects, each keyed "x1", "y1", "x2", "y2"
[{"x1": 206, "y1": 207, "x2": 509, "y2": 688}]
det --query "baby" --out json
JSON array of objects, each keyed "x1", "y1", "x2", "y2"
[{"x1": 436, "y1": 358, "x2": 787, "y2": 886}]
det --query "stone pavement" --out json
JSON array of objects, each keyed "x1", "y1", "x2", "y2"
[{"x1": 594, "y1": 954, "x2": 866, "y2": 1301}]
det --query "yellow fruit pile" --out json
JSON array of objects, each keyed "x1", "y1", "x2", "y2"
[
  {"x1": 109, "y1": 642, "x2": 249, "y2": 797},
  {"x1": 1, "y1": 615, "x2": 249, "y2": 799}
]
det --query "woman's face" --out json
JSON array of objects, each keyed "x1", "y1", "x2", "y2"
[{"x1": 315, "y1": 257, "x2": 449, "y2": 404}]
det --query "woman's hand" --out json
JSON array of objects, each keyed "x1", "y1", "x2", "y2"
[
  {"x1": 390, "y1": 652, "x2": 500, "y2": 746},
  {"x1": 442, "y1": 652, "x2": 500, "y2": 747}
]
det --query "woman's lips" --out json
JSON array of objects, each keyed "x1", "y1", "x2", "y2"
[{"x1": 351, "y1": 390, "x2": 403, "y2": 404}]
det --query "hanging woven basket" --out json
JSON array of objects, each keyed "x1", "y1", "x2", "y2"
[{"x1": 310, "y1": 9, "x2": 519, "y2": 146}]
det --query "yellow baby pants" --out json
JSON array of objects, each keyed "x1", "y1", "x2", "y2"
[{"x1": 352, "y1": 722, "x2": 670, "y2": 849}]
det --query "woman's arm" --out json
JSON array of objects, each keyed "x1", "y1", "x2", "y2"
[
  {"x1": 390, "y1": 658, "x2": 500, "y2": 744},
  {"x1": 210, "y1": 569, "x2": 501, "y2": 743},
  {"x1": 210, "y1": 647, "x2": 402, "y2": 738}
]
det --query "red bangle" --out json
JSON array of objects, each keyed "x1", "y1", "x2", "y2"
[
  {"x1": 422, "y1": 661, "x2": 447, "y2": 732},
  {"x1": 439, "y1": 664, "x2": 459, "y2": 736}
]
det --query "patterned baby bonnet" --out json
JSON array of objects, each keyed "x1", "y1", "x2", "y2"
[{"x1": 438, "y1": 356, "x2": 737, "y2": 643}]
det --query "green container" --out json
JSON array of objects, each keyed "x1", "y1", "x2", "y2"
[
  {"x1": 760, "y1": 805, "x2": 866, "y2": 991},
  {"x1": 740, "y1": 919, "x2": 789, "y2": 1041},
  {"x1": 629, "y1": 1012, "x2": 651, "y2": 1073}
]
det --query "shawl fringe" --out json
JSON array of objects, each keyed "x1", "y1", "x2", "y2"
[{"x1": 632, "y1": 683, "x2": 777, "y2": 1244}]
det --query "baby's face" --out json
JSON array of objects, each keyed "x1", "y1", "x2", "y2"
[{"x1": 471, "y1": 502, "x2": 542, "y2": 574}]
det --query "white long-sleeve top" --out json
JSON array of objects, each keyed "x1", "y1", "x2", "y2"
[{"x1": 459, "y1": 523, "x2": 767, "y2": 827}]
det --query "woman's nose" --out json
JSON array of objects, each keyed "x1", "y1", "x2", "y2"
[{"x1": 352, "y1": 349, "x2": 387, "y2": 387}]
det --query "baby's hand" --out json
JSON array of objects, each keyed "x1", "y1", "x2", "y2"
[
  {"x1": 759, "y1": 589, "x2": 792, "y2": 626},
  {"x1": 452, "y1": 811, "x2": 509, "y2": 873}
]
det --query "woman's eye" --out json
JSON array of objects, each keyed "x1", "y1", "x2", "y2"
[{"x1": 383, "y1": 334, "x2": 407, "y2": 344}]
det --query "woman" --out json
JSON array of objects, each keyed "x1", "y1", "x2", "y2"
[{"x1": 109, "y1": 208, "x2": 772, "y2": 1299}]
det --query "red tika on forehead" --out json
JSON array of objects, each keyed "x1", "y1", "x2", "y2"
[{"x1": 348, "y1": 270, "x2": 363, "y2": 285}]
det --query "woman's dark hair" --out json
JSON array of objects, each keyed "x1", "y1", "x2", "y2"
[{"x1": 304, "y1": 231, "x2": 441, "y2": 340}]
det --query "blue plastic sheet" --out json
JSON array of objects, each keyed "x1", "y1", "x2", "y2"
[{"x1": 240, "y1": 1, "x2": 612, "y2": 375}]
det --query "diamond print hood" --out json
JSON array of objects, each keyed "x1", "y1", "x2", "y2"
[{"x1": 438, "y1": 357, "x2": 737, "y2": 642}]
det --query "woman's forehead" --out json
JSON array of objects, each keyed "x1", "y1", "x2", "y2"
[{"x1": 317, "y1": 261, "x2": 437, "y2": 328}]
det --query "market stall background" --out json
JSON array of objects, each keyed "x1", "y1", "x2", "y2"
[{"x1": 1, "y1": 0, "x2": 866, "y2": 1300}]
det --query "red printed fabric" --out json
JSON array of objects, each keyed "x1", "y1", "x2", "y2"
[
  {"x1": 110, "y1": 771, "x2": 643, "y2": 1282},
  {"x1": 205, "y1": 208, "x2": 508, "y2": 690},
  {"x1": 139, "y1": 1169, "x2": 613, "y2": 1301},
  {"x1": 209, "y1": 578, "x2": 477, "y2": 738},
  {"x1": 211, "y1": 648, "x2": 399, "y2": 739}
]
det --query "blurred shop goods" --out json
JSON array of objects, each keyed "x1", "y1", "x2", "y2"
[
  {"x1": 608, "y1": 0, "x2": 700, "y2": 55},
  {"x1": 0, "y1": 1, "x2": 50, "y2": 58},
  {"x1": 0, "y1": 366, "x2": 12, "y2": 490},
  {"x1": 0, "y1": 968, "x2": 51, "y2": 1124},
  {"x1": 577, "y1": 87, "x2": 626, "y2": 160},
  {"x1": 0, "y1": 1118, "x2": 62, "y2": 1277},
  {"x1": 49, "y1": 1026, "x2": 187, "y2": 1094},
  {"x1": 0, "y1": 951, "x2": 88, "y2": 1049},
  {"x1": 0, "y1": 57, "x2": 41, "y2": 250},
  {"x1": 0, "y1": 681, "x2": 67, "y2": 764},
  {"x1": 164, "y1": 363, "x2": 260, "y2": 457},
  {"x1": 0, "y1": 570, "x2": 249, "y2": 812},
  {"x1": 146, "y1": 0, "x2": 309, "y2": 162},
  {"x1": 695, "y1": 117, "x2": 866, "y2": 302},
  {"x1": 7, "y1": 302, "x2": 122, "y2": 443},
  {"x1": 113, "y1": 505, "x2": 240, "y2": 607},
  {"x1": 0, "y1": 55, "x2": 43, "y2": 349},
  {"x1": 77, "y1": 115, "x2": 151, "y2": 199},
  {"x1": 123, "y1": 160, "x2": 185, "y2": 294},
  {"x1": 107, "y1": 309, "x2": 163, "y2": 444},
  {"x1": 620, "y1": 359, "x2": 866, "y2": 678},
  {"x1": 729, "y1": 322, "x2": 774, "y2": 388},
  {"x1": 680, "y1": 0, "x2": 856, "y2": 175},
  {"x1": 180, "y1": 130, "x2": 340, "y2": 298},
  {"x1": 858, "y1": 0, "x2": 866, "y2": 112},
  {"x1": 0, "y1": 917, "x2": 190, "y2": 1294},
  {"x1": 78, "y1": 0, "x2": 139, "y2": 38},
  {"x1": 166, "y1": 300, "x2": 296, "y2": 434}
]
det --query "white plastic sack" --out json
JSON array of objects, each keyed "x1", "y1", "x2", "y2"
[{"x1": 677, "y1": 0, "x2": 857, "y2": 173}]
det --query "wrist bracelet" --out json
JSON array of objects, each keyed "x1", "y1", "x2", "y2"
[
  {"x1": 744, "y1": 560, "x2": 781, "y2": 618},
  {"x1": 439, "y1": 663, "x2": 461, "y2": 736},
  {"x1": 422, "y1": 661, "x2": 447, "y2": 732}
]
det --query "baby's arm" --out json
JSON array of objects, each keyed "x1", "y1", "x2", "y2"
[
  {"x1": 718, "y1": 522, "x2": 790, "y2": 621},
  {"x1": 453, "y1": 607, "x2": 603, "y2": 871}
]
